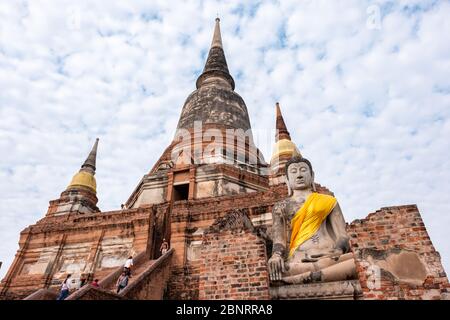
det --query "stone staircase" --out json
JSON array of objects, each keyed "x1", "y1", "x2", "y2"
[
  {"x1": 113, "y1": 250, "x2": 173, "y2": 300},
  {"x1": 103, "y1": 259, "x2": 156, "y2": 293},
  {"x1": 23, "y1": 249, "x2": 173, "y2": 300}
]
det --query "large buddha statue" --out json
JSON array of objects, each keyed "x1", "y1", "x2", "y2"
[{"x1": 269, "y1": 156, "x2": 356, "y2": 284}]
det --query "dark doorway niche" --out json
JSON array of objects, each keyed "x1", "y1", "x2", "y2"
[{"x1": 173, "y1": 183, "x2": 189, "y2": 201}]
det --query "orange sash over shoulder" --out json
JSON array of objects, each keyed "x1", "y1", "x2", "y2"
[{"x1": 289, "y1": 193, "x2": 337, "y2": 257}]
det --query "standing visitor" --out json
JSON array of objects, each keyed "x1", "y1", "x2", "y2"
[
  {"x1": 91, "y1": 279, "x2": 100, "y2": 288},
  {"x1": 79, "y1": 277, "x2": 86, "y2": 288},
  {"x1": 124, "y1": 256, "x2": 133, "y2": 277},
  {"x1": 160, "y1": 238, "x2": 169, "y2": 255},
  {"x1": 56, "y1": 274, "x2": 71, "y2": 300},
  {"x1": 116, "y1": 271, "x2": 129, "y2": 294}
]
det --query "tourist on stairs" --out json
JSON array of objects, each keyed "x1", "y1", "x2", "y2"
[{"x1": 116, "y1": 271, "x2": 129, "y2": 294}]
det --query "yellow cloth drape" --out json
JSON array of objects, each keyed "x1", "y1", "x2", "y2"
[{"x1": 289, "y1": 193, "x2": 337, "y2": 257}]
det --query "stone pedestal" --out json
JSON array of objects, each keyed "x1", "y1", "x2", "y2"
[{"x1": 270, "y1": 280, "x2": 362, "y2": 300}]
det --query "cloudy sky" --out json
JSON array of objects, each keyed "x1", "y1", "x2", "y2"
[{"x1": 1, "y1": 0, "x2": 449, "y2": 279}]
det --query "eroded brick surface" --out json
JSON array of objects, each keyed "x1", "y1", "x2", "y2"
[{"x1": 348, "y1": 205, "x2": 450, "y2": 300}]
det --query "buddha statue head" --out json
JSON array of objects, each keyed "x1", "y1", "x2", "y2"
[{"x1": 285, "y1": 156, "x2": 316, "y2": 195}]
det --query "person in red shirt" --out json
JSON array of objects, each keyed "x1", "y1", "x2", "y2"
[{"x1": 91, "y1": 279, "x2": 100, "y2": 287}]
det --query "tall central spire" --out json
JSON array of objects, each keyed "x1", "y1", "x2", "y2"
[
  {"x1": 176, "y1": 18, "x2": 251, "y2": 133},
  {"x1": 196, "y1": 18, "x2": 235, "y2": 90},
  {"x1": 128, "y1": 18, "x2": 269, "y2": 209},
  {"x1": 211, "y1": 17, "x2": 223, "y2": 48}
]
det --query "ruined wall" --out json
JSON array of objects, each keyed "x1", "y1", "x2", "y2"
[
  {"x1": 198, "y1": 229, "x2": 270, "y2": 300},
  {"x1": 348, "y1": 204, "x2": 450, "y2": 300}
]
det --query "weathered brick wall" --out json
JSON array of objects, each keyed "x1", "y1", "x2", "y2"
[
  {"x1": 198, "y1": 229, "x2": 270, "y2": 300},
  {"x1": 348, "y1": 204, "x2": 449, "y2": 300},
  {"x1": 166, "y1": 265, "x2": 200, "y2": 300}
]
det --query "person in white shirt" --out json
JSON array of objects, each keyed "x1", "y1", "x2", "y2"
[
  {"x1": 56, "y1": 274, "x2": 71, "y2": 300},
  {"x1": 124, "y1": 256, "x2": 134, "y2": 277}
]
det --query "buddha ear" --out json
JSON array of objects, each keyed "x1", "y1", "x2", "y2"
[{"x1": 285, "y1": 175, "x2": 293, "y2": 196}]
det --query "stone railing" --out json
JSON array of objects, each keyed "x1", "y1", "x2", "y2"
[
  {"x1": 23, "y1": 288, "x2": 58, "y2": 300},
  {"x1": 119, "y1": 248, "x2": 173, "y2": 300},
  {"x1": 97, "y1": 251, "x2": 148, "y2": 290},
  {"x1": 65, "y1": 285, "x2": 126, "y2": 300}
]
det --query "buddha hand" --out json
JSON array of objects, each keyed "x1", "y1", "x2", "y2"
[{"x1": 268, "y1": 253, "x2": 285, "y2": 281}]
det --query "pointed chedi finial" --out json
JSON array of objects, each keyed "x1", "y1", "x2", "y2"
[
  {"x1": 275, "y1": 102, "x2": 291, "y2": 142},
  {"x1": 67, "y1": 138, "x2": 99, "y2": 193},
  {"x1": 271, "y1": 103, "x2": 301, "y2": 163},
  {"x1": 81, "y1": 137, "x2": 99, "y2": 175},
  {"x1": 211, "y1": 17, "x2": 223, "y2": 49},
  {"x1": 196, "y1": 18, "x2": 235, "y2": 90}
]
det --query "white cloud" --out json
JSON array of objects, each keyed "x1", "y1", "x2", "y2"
[{"x1": 0, "y1": 0, "x2": 449, "y2": 281}]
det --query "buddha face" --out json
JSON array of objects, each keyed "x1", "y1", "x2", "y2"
[{"x1": 286, "y1": 161, "x2": 313, "y2": 190}]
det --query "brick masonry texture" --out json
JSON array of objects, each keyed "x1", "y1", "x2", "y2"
[
  {"x1": 198, "y1": 230, "x2": 270, "y2": 300},
  {"x1": 348, "y1": 204, "x2": 450, "y2": 300}
]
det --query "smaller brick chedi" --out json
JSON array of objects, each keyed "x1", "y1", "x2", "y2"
[{"x1": 1, "y1": 18, "x2": 449, "y2": 300}]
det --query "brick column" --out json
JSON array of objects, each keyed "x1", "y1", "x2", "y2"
[
  {"x1": 188, "y1": 166, "x2": 196, "y2": 200},
  {"x1": 166, "y1": 172, "x2": 174, "y2": 202}
]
